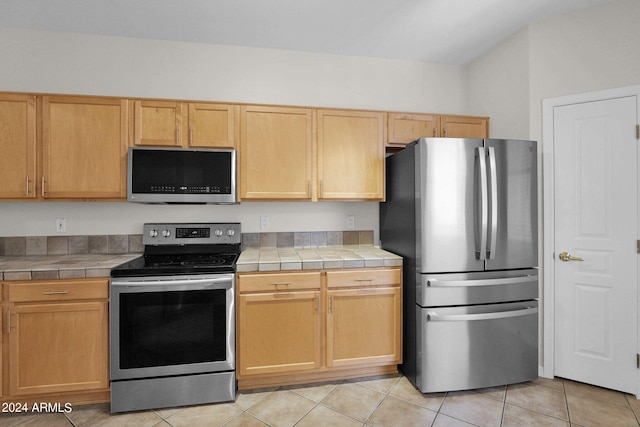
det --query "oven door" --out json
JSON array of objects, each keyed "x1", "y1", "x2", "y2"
[{"x1": 109, "y1": 273, "x2": 235, "y2": 381}]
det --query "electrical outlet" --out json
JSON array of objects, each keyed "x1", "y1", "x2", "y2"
[
  {"x1": 347, "y1": 215, "x2": 355, "y2": 230},
  {"x1": 56, "y1": 218, "x2": 66, "y2": 233},
  {"x1": 260, "y1": 216, "x2": 269, "y2": 230}
]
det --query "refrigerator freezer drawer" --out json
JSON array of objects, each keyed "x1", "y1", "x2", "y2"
[
  {"x1": 417, "y1": 269, "x2": 538, "y2": 307},
  {"x1": 415, "y1": 301, "x2": 538, "y2": 393}
]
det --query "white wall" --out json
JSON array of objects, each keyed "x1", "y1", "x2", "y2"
[
  {"x1": 0, "y1": 28, "x2": 468, "y2": 240},
  {"x1": 528, "y1": 0, "x2": 640, "y2": 143},
  {"x1": 467, "y1": 0, "x2": 640, "y2": 143},
  {"x1": 466, "y1": 28, "x2": 530, "y2": 140}
]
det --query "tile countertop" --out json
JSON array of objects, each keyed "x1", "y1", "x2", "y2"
[
  {"x1": 0, "y1": 253, "x2": 141, "y2": 281},
  {"x1": 0, "y1": 246, "x2": 403, "y2": 279},
  {"x1": 236, "y1": 246, "x2": 403, "y2": 272}
]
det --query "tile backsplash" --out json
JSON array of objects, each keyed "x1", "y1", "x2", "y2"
[
  {"x1": 241, "y1": 230, "x2": 374, "y2": 249},
  {"x1": 0, "y1": 235, "x2": 144, "y2": 256},
  {"x1": 0, "y1": 230, "x2": 375, "y2": 257}
]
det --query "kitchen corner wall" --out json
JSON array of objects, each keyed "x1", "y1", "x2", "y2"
[{"x1": 0, "y1": 27, "x2": 467, "y2": 241}]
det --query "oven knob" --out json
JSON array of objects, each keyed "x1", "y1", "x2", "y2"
[
  {"x1": 227, "y1": 229, "x2": 235, "y2": 236},
  {"x1": 162, "y1": 229, "x2": 171, "y2": 238},
  {"x1": 149, "y1": 229, "x2": 158, "y2": 238},
  {"x1": 215, "y1": 229, "x2": 223, "y2": 237}
]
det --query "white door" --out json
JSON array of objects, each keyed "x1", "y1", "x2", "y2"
[{"x1": 553, "y1": 96, "x2": 638, "y2": 394}]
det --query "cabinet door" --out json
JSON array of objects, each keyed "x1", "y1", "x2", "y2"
[
  {"x1": 317, "y1": 110, "x2": 385, "y2": 200},
  {"x1": 240, "y1": 106, "x2": 314, "y2": 200},
  {"x1": 187, "y1": 103, "x2": 238, "y2": 149},
  {"x1": 0, "y1": 94, "x2": 37, "y2": 199},
  {"x1": 327, "y1": 287, "x2": 402, "y2": 368},
  {"x1": 132, "y1": 100, "x2": 182, "y2": 146},
  {"x1": 237, "y1": 291, "x2": 321, "y2": 377},
  {"x1": 440, "y1": 115, "x2": 489, "y2": 138},
  {"x1": 42, "y1": 96, "x2": 128, "y2": 199},
  {"x1": 8, "y1": 301, "x2": 109, "y2": 395},
  {"x1": 387, "y1": 113, "x2": 438, "y2": 147}
]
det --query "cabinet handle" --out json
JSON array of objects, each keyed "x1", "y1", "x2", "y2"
[
  {"x1": 319, "y1": 180, "x2": 323, "y2": 198},
  {"x1": 6, "y1": 310, "x2": 10, "y2": 333},
  {"x1": 189, "y1": 125, "x2": 194, "y2": 146},
  {"x1": 176, "y1": 127, "x2": 180, "y2": 145},
  {"x1": 315, "y1": 296, "x2": 319, "y2": 313},
  {"x1": 41, "y1": 176, "x2": 46, "y2": 197},
  {"x1": 42, "y1": 290, "x2": 70, "y2": 295},
  {"x1": 307, "y1": 180, "x2": 311, "y2": 197},
  {"x1": 271, "y1": 281, "x2": 291, "y2": 290},
  {"x1": 358, "y1": 288, "x2": 381, "y2": 295},
  {"x1": 26, "y1": 176, "x2": 30, "y2": 196},
  {"x1": 354, "y1": 278, "x2": 375, "y2": 282},
  {"x1": 272, "y1": 293, "x2": 294, "y2": 299},
  {"x1": 329, "y1": 295, "x2": 333, "y2": 313}
]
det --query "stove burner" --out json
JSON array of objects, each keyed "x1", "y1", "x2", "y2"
[{"x1": 147, "y1": 254, "x2": 229, "y2": 268}]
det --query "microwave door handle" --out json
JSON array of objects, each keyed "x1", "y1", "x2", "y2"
[
  {"x1": 476, "y1": 147, "x2": 488, "y2": 261},
  {"x1": 487, "y1": 146, "x2": 498, "y2": 260}
]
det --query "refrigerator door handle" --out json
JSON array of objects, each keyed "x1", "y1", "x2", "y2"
[
  {"x1": 426, "y1": 306, "x2": 538, "y2": 322},
  {"x1": 426, "y1": 275, "x2": 537, "y2": 287},
  {"x1": 487, "y1": 146, "x2": 498, "y2": 260},
  {"x1": 476, "y1": 147, "x2": 488, "y2": 260}
]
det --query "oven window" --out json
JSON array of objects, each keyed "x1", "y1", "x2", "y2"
[{"x1": 119, "y1": 289, "x2": 227, "y2": 369}]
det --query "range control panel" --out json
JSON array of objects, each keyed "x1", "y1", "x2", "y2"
[{"x1": 143, "y1": 223, "x2": 241, "y2": 245}]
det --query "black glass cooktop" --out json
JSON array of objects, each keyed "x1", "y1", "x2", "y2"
[{"x1": 111, "y1": 252, "x2": 238, "y2": 277}]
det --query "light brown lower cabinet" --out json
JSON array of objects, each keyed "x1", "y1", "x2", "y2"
[
  {"x1": 1, "y1": 278, "x2": 110, "y2": 404},
  {"x1": 237, "y1": 291, "x2": 322, "y2": 376},
  {"x1": 326, "y1": 286, "x2": 402, "y2": 368},
  {"x1": 236, "y1": 268, "x2": 402, "y2": 389}
]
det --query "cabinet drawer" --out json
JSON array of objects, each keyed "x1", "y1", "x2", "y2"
[
  {"x1": 326, "y1": 268, "x2": 401, "y2": 289},
  {"x1": 8, "y1": 278, "x2": 108, "y2": 302},
  {"x1": 237, "y1": 272, "x2": 321, "y2": 293}
]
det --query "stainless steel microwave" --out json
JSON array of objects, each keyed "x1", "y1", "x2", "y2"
[{"x1": 127, "y1": 147, "x2": 237, "y2": 204}]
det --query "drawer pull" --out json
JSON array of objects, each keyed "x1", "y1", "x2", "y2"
[
  {"x1": 271, "y1": 281, "x2": 291, "y2": 290},
  {"x1": 42, "y1": 290, "x2": 70, "y2": 295},
  {"x1": 354, "y1": 279, "x2": 375, "y2": 282}
]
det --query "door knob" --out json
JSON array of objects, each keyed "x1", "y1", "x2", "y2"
[{"x1": 559, "y1": 251, "x2": 584, "y2": 262}]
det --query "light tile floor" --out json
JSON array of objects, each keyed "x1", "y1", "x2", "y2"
[{"x1": 2, "y1": 375, "x2": 639, "y2": 426}]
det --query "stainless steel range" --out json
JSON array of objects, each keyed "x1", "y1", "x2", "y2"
[{"x1": 109, "y1": 222, "x2": 240, "y2": 413}]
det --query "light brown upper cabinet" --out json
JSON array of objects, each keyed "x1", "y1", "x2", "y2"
[
  {"x1": 317, "y1": 109, "x2": 385, "y2": 201},
  {"x1": 188, "y1": 103, "x2": 238, "y2": 149},
  {"x1": 387, "y1": 113, "x2": 438, "y2": 147},
  {"x1": 42, "y1": 95, "x2": 128, "y2": 199},
  {"x1": 387, "y1": 113, "x2": 489, "y2": 148},
  {"x1": 131, "y1": 100, "x2": 182, "y2": 147},
  {"x1": 131, "y1": 100, "x2": 237, "y2": 149},
  {"x1": 0, "y1": 93, "x2": 37, "y2": 199},
  {"x1": 239, "y1": 105, "x2": 314, "y2": 200},
  {"x1": 440, "y1": 114, "x2": 489, "y2": 138}
]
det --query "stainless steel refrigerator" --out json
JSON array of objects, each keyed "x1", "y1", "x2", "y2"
[{"x1": 380, "y1": 137, "x2": 538, "y2": 393}]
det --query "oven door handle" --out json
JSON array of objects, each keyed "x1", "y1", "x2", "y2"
[{"x1": 111, "y1": 276, "x2": 233, "y2": 288}]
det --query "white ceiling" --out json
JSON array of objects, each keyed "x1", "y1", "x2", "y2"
[{"x1": 0, "y1": 0, "x2": 611, "y2": 65}]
